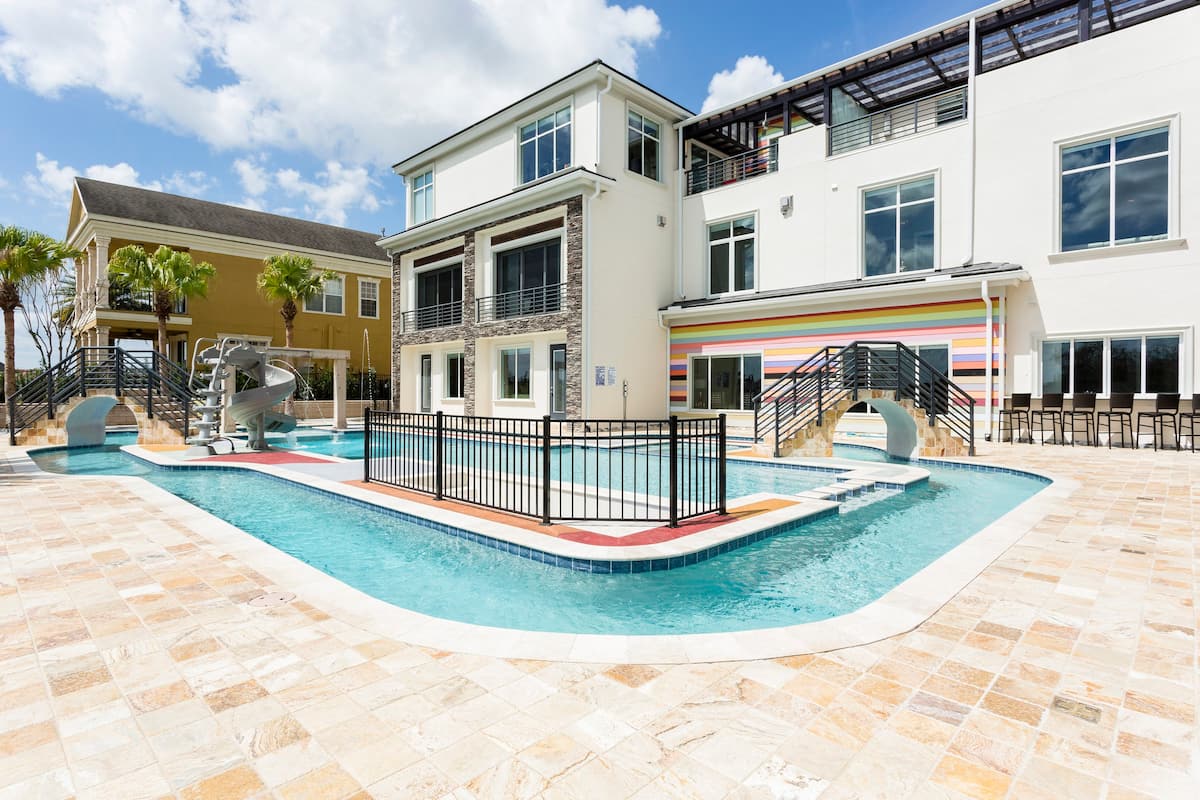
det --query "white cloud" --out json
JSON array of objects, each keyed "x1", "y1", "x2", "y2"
[
  {"x1": 702, "y1": 55, "x2": 785, "y2": 113},
  {"x1": 22, "y1": 152, "x2": 216, "y2": 205},
  {"x1": 0, "y1": 0, "x2": 663, "y2": 165},
  {"x1": 275, "y1": 162, "x2": 380, "y2": 227},
  {"x1": 233, "y1": 156, "x2": 271, "y2": 197}
]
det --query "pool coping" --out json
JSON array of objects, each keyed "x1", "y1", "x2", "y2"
[{"x1": 3, "y1": 441, "x2": 1069, "y2": 663}]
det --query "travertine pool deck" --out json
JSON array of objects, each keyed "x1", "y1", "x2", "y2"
[{"x1": 1, "y1": 440, "x2": 1196, "y2": 798}]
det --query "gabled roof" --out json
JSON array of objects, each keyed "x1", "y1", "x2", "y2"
[
  {"x1": 74, "y1": 178, "x2": 387, "y2": 262},
  {"x1": 391, "y1": 60, "x2": 693, "y2": 176}
]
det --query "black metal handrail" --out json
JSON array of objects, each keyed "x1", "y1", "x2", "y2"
[
  {"x1": 5, "y1": 346, "x2": 195, "y2": 444},
  {"x1": 475, "y1": 282, "x2": 566, "y2": 323},
  {"x1": 686, "y1": 140, "x2": 779, "y2": 195},
  {"x1": 400, "y1": 302, "x2": 465, "y2": 333},
  {"x1": 828, "y1": 86, "x2": 967, "y2": 156},
  {"x1": 753, "y1": 340, "x2": 976, "y2": 456},
  {"x1": 107, "y1": 286, "x2": 187, "y2": 314},
  {"x1": 363, "y1": 410, "x2": 726, "y2": 526}
]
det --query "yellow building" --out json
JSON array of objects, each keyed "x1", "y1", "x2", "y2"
[{"x1": 67, "y1": 178, "x2": 391, "y2": 385}]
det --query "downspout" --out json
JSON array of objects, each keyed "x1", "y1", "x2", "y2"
[
  {"x1": 594, "y1": 74, "x2": 613, "y2": 171},
  {"x1": 657, "y1": 309, "x2": 671, "y2": 416},
  {"x1": 997, "y1": 287, "x2": 1007, "y2": 441},
  {"x1": 965, "y1": 15, "x2": 978, "y2": 266},
  {"x1": 676, "y1": 124, "x2": 684, "y2": 299},
  {"x1": 981, "y1": 278, "x2": 993, "y2": 441}
]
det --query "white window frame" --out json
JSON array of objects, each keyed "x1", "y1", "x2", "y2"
[
  {"x1": 496, "y1": 345, "x2": 533, "y2": 401},
  {"x1": 1035, "y1": 328, "x2": 1189, "y2": 399},
  {"x1": 304, "y1": 273, "x2": 345, "y2": 316},
  {"x1": 358, "y1": 277, "x2": 380, "y2": 319},
  {"x1": 859, "y1": 172, "x2": 939, "y2": 277},
  {"x1": 1053, "y1": 117, "x2": 1179, "y2": 255},
  {"x1": 688, "y1": 352, "x2": 764, "y2": 412},
  {"x1": 445, "y1": 352, "x2": 465, "y2": 400},
  {"x1": 626, "y1": 104, "x2": 662, "y2": 182},
  {"x1": 411, "y1": 169, "x2": 434, "y2": 225},
  {"x1": 517, "y1": 103, "x2": 573, "y2": 185},
  {"x1": 706, "y1": 213, "x2": 757, "y2": 297}
]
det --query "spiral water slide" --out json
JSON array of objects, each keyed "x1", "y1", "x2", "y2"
[{"x1": 193, "y1": 341, "x2": 296, "y2": 449}]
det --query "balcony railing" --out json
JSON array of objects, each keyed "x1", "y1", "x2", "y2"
[
  {"x1": 828, "y1": 86, "x2": 967, "y2": 156},
  {"x1": 686, "y1": 141, "x2": 778, "y2": 195},
  {"x1": 476, "y1": 282, "x2": 566, "y2": 323},
  {"x1": 107, "y1": 287, "x2": 187, "y2": 315},
  {"x1": 400, "y1": 302, "x2": 464, "y2": 333}
]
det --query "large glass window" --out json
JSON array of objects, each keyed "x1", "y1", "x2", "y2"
[
  {"x1": 499, "y1": 347, "x2": 531, "y2": 400},
  {"x1": 863, "y1": 176, "x2": 935, "y2": 276},
  {"x1": 690, "y1": 354, "x2": 762, "y2": 411},
  {"x1": 495, "y1": 239, "x2": 561, "y2": 318},
  {"x1": 304, "y1": 275, "x2": 343, "y2": 314},
  {"x1": 1041, "y1": 334, "x2": 1180, "y2": 395},
  {"x1": 359, "y1": 279, "x2": 379, "y2": 319},
  {"x1": 627, "y1": 110, "x2": 660, "y2": 180},
  {"x1": 708, "y1": 217, "x2": 755, "y2": 295},
  {"x1": 520, "y1": 107, "x2": 571, "y2": 184},
  {"x1": 411, "y1": 170, "x2": 434, "y2": 224},
  {"x1": 445, "y1": 353, "x2": 464, "y2": 399},
  {"x1": 415, "y1": 264, "x2": 462, "y2": 328},
  {"x1": 1060, "y1": 126, "x2": 1169, "y2": 252}
]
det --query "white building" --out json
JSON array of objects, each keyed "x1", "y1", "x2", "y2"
[{"x1": 384, "y1": 0, "x2": 1200, "y2": 444}]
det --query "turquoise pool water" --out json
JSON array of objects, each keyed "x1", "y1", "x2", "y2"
[
  {"x1": 268, "y1": 430, "x2": 830, "y2": 499},
  {"x1": 31, "y1": 436, "x2": 1047, "y2": 635}
]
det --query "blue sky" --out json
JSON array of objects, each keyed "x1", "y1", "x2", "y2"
[{"x1": 0, "y1": 0, "x2": 980, "y2": 366}]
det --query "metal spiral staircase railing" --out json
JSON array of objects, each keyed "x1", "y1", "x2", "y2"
[
  {"x1": 5, "y1": 346, "x2": 197, "y2": 445},
  {"x1": 753, "y1": 340, "x2": 976, "y2": 457}
]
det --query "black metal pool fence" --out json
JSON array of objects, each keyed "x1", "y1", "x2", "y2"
[{"x1": 363, "y1": 410, "x2": 727, "y2": 526}]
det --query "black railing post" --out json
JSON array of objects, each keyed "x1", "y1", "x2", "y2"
[
  {"x1": 434, "y1": 410, "x2": 444, "y2": 500},
  {"x1": 45, "y1": 366, "x2": 55, "y2": 420},
  {"x1": 773, "y1": 404, "x2": 781, "y2": 458},
  {"x1": 363, "y1": 407, "x2": 372, "y2": 482},
  {"x1": 970, "y1": 397, "x2": 977, "y2": 456},
  {"x1": 717, "y1": 414, "x2": 727, "y2": 516},
  {"x1": 78, "y1": 349, "x2": 86, "y2": 396},
  {"x1": 147, "y1": 369, "x2": 154, "y2": 419},
  {"x1": 7, "y1": 397, "x2": 15, "y2": 445},
  {"x1": 115, "y1": 351, "x2": 123, "y2": 397},
  {"x1": 541, "y1": 415, "x2": 551, "y2": 525},
  {"x1": 816, "y1": 369, "x2": 824, "y2": 427},
  {"x1": 668, "y1": 415, "x2": 679, "y2": 527}
]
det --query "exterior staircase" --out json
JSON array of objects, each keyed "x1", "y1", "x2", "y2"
[
  {"x1": 4, "y1": 347, "x2": 197, "y2": 446},
  {"x1": 753, "y1": 341, "x2": 977, "y2": 459}
]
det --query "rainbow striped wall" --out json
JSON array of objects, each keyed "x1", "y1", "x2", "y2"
[{"x1": 669, "y1": 296, "x2": 1001, "y2": 410}]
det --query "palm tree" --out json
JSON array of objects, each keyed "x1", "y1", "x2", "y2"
[
  {"x1": 257, "y1": 253, "x2": 334, "y2": 414},
  {"x1": 107, "y1": 245, "x2": 215, "y2": 356},
  {"x1": 0, "y1": 225, "x2": 81, "y2": 402}
]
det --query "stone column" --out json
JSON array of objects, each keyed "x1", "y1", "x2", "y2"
[
  {"x1": 85, "y1": 241, "x2": 97, "y2": 314},
  {"x1": 463, "y1": 339, "x2": 476, "y2": 417},
  {"x1": 94, "y1": 326, "x2": 110, "y2": 348},
  {"x1": 94, "y1": 235, "x2": 111, "y2": 309},
  {"x1": 333, "y1": 357, "x2": 347, "y2": 429}
]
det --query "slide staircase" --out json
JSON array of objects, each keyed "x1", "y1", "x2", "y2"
[
  {"x1": 190, "y1": 339, "x2": 296, "y2": 450},
  {"x1": 753, "y1": 340, "x2": 977, "y2": 459}
]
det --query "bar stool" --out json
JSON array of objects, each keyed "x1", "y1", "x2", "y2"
[
  {"x1": 1064, "y1": 392, "x2": 1097, "y2": 446},
  {"x1": 1179, "y1": 393, "x2": 1200, "y2": 452},
  {"x1": 1137, "y1": 393, "x2": 1180, "y2": 451},
  {"x1": 999, "y1": 393, "x2": 1032, "y2": 443},
  {"x1": 1097, "y1": 393, "x2": 1135, "y2": 449},
  {"x1": 1031, "y1": 393, "x2": 1065, "y2": 445}
]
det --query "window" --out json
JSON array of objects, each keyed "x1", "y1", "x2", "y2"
[
  {"x1": 1060, "y1": 126, "x2": 1169, "y2": 252},
  {"x1": 305, "y1": 275, "x2": 343, "y2": 314},
  {"x1": 415, "y1": 264, "x2": 462, "y2": 328},
  {"x1": 627, "y1": 109, "x2": 660, "y2": 180},
  {"x1": 498, "y1": 347, "x2": 531, "y2": 400},
  {"x1": 708, "y1": 216, "x2": 755, "y2": 295},
  {"x1": 863, "y1": 176, "x2": 935, "y2": 276},
  {"x1": 446, "y1": 353, "x2": 464, "y2": 399},
  {"x1": 520, "y1": 107, "x2": 571, "y2": 184},
  {"x1": 690, "y1": 354, "x2": 762, "y2": 411},
  {"x1": 411, "y1": 170, "x2": 434, "y2": 224},
  {"x1": 1041, "y1": 334, "x2": 1180, "y2": 395},
  {"x1": 359, "y1": 279, "x2": 379, "y2": 319},
  {"x1": 495, "y1": 239, "x2": 561, "y2": 318}
]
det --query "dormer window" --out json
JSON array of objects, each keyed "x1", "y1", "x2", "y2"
[
  {"x1": 520, "y1": 107, "x2": 571, "y2": 184},
  {"x1": 412, "y1": 170, "x2": 434, "y2": 224}
]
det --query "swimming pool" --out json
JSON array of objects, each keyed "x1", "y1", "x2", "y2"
[{"x1": 31, "y1": 439, "x2": 1047, "y2": 635}]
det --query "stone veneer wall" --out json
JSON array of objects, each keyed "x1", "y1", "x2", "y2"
[{"x1": 390, "y1": 195, "x2": 584, "y2": 417}]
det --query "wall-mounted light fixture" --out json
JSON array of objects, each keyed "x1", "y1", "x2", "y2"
[
  {"x1": 779, "y1": 195, "x2": 793, "y2": 216},
  {"x1": 656, "y1": 214, "x2": 667, "y2": 228}
]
